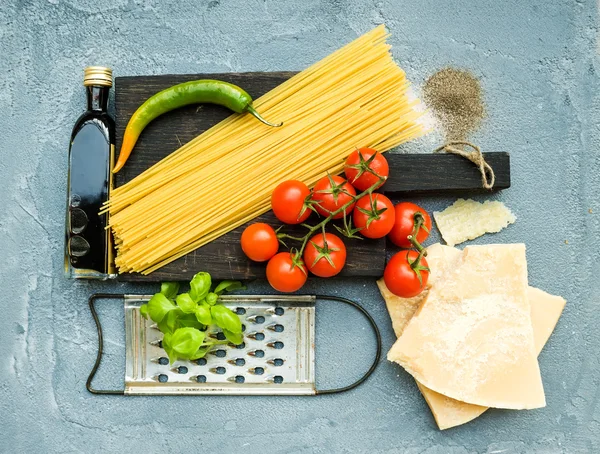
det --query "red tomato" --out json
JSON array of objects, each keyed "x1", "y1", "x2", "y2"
[
  {"x1": 383, "y1": 250, "x2": 430, "y2": 298},
  {"x1": 266, "y1": 252, "x2": 307, "y2": 293},
  {"x1": 271, "y1": 180, "x2": 312, "y2": 224},
  {"x1": 303, "y1": 233, "x2": 346, "y2": 278},
  {"x1": 311, "y1": 175, "x2": 356, "y2": 219},
  {"x1": 240, "y1": 223, "x2": 279, "y2": 262},
  {"x1": 344, "y1": 148, "x2": 389, "y2": 191},
  {"x1": 388, "y1": 202, "x2": 432, "y2": 248},
  {"x1": 352, "y1": 193, "x2": 395, "y2": 238}
]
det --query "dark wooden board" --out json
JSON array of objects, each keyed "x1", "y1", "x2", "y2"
[{"x1": 114, "y1": 72, "x2": 510, "y2": 281}]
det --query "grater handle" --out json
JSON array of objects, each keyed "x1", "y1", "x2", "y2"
[
  {"x1": 87, "y1": 293, "x2": 126, "y2": 395},
  {"x1": 314, "y1": 295, "x2": 382, "y2": 395}
]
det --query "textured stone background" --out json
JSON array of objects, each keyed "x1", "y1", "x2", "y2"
[{"x1": 1, "y1": 0, "x2": 599, "y2": 452}]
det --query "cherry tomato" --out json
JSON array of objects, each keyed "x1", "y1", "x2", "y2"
[
  {"x1": 240, "y1": 223, "x2": 279, "y2": 262},
  {"x1": 266, "y1": 252, "x2": 307, "y2": 293},
  {"x1": 271, "y1": 180, "x2": 311, "y2": 224},
  {"x1": 352, "y1": 193, "x2": 395, "y2": 239},
  {"x1": 311, "y1": 175, "x2": 356, "y2": 219},
  {"x1": 383, "y1": 250, "x2": 430, "y2": 298},
  {"x1": 303, "y1": 233, "x2": 346, "y2": 278},
  {"x1": 388, "y1": 202, "x2": 432, "y2": 248},
  {"x1": 344, "y1": 147, "x2": 389, "y2": 191}
]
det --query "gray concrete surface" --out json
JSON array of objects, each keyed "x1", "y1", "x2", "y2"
[{"x1": 1, "y1": 0, "x2": 599, "y2": 452}]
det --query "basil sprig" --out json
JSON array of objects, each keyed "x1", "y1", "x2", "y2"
[{"x1": 140, "y1": 272, "x2": 245, "y2": 364}]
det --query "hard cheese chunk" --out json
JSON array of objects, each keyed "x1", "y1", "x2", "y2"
[
  {"x1": 433, "y1": 198, "x2": 516, "y2": 246},
  {"x1": 416, "y1": 287, "x2": 566, "y2": 429},
  {"x1": 377, "y1": 244, "x2": 462, "y2": 337},
  {"x1": 387, "y1": 244, "x2": 545, "y2": 409}
]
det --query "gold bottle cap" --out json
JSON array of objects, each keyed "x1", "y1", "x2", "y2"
[{"x1": 84, "y1": 66, "x2": 113, "y2": 87}]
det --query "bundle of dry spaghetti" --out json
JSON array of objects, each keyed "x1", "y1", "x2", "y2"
[{"x1": 104, "y1": 25, "x2": 426, "y2": 274}]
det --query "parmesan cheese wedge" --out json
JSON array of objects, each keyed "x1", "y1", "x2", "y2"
[
  {"x1": 387, "y1": 244, "x2": 545, "y2": 409},
  {"x1": 433, "y1": 198, "x2": 516, "y2": 246},
  {"x1": 416, "y1": 287, "x2": 566, "y2": 429},
  {"x1": 379, "y1": 245, "x2": 566, "y2": 429}
]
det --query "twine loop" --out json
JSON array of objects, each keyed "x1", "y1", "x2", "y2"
[{"x1": 435, "y1": 141, "x2": 495, "y2": 190}]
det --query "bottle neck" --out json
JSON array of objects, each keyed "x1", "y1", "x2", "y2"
[{"x1": 86, "y1": 86, "x2": 109, "y2": 112}]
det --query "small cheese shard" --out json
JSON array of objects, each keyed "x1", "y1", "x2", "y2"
[
  {"x1": 387, "y1": 244, "x2": 545, "y2": 409},
  {"x1": 377, "y1": 244, "x2": 461, "y2": 337},
  {"x1": 433, "y1": 198, "x2": 516, "y2": 246},
  {"x1": 379, "y1": 247, "x2": 566, "y2": 429}
]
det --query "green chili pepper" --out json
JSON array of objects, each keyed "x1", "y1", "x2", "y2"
[{"x1": 113, "y1": 79, "x2": 283, "y2": 173}]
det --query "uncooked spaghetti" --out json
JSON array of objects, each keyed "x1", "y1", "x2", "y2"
[{"x1": 104, "y1": 25, "x2": 427, "y2": 274}]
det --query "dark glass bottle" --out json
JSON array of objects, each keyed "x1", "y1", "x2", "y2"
[{"x1": 64, "y1": 67, "x2": 116, "y2": 279}]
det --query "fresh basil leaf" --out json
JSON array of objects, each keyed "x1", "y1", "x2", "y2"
[
  {"x1": 147, "y1": 293, "x2": 177, "y2": 323},
  {"x1": 176, "y1": 313, "x2": 204, "y2": 330},
  {"x1": 195, "y1": 303, "x2": 212, "y2": 326},
  {"x1": 160, "y1": 282, "x2": 180, "y2": 300},
  {"x1": 176, "y1": 293, "x2": 197, "y2": 314},
  {"x1": 190, "y1": 346, "x2": 211, "y2": 360},
  {"x1": 206, "y1": 292, "x2": 218, "y2": 306},
  {"x1": 140, "y1": 303, "x2": 149, "y2": 319},
  {"x1": 189, "y1": 272, "x2": 211, "y2": 303},
  {"x1": 223, "y1": 329, "x2": 244, "y2": 345},
  {"x1": 214, "y1": 280, "x2": 245, "y2": 295},
  {"x1": 170, "y1": 327, "x2": 205, "y2": 360},
  {"x1": 157, "y1": 308, "x2": 182, "y2": 334},
  {"x1": 210, "y1": 304, "x2": 242, "y2": 334},
  {"x1": 162, "y1": 332, "x2": 178, "y2": 364}
]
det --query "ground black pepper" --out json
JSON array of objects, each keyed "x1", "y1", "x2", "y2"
[{"x1": 423, "y1": 68, "x2": 485, "y2": 141}]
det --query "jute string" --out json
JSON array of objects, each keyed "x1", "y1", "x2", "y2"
[{"x1": 434, "y1": 141, "x2": 495, "y2": 190}]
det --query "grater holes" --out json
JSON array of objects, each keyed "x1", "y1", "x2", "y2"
[
  {"x1": 158, "y1": 357, "x2": 169, "y2": 365},
  {"x1": 158, "y1": 374, "x2": 168, "y2": 383},
  {"x1": 249, "y1": 349, "x2": 264, "y2": 358},
  {"x1": 210, "y1": 366, "x2": 226, "y2": 375},
  {"x1": 268, "y1": 358, "x2": 284, "y2": 367},
  {"x1": 236, "y1": 307, "x2": 246, "y2": 315},
  {"x1": 274, "y1": 307, "x2": 284, "y2": 316},
  {"x1": 216, "y1": 332, "x2": 226, "y2": 341},
  {"x1": 266, "y1": 341, "x2": 284, "y2": 349},
  {"x1": 196, "y1": 375, "x2": 207, "y2": 383},
  {"x1": 267, "y1": 323, "x2": 284, "y2": 333},
  {"x1": 241, "y1": 324, "x2": 246, "y2": 332},
  {"x1": 174, "y1": 366, "x2": 188, "y2": 374},
  {"x1": 255, "y1": 315, "x2": 265, "y2": 324},
  {"x1": 235, "y1": 342, "x2": 246, "y2": 349},
  {"x1": 250, "y1": 367, "x2": 264, "y2": 375},
  {"x1": 235, "y1": 375, "x2": 245, "y2": 383},
  {"x1": 236, "y1": 358, "x2": 245, "y2": 366},
  {"x1": 196, "y1": 358, "x2": 207, "y2": 366},
  {"x1": 274, "y1": 375, "x2": 284, "y2": 384},
  {"x1": 215, "y1": 349, "x2": 226, "y2": 358},
  {"x1": 255, "y1": 332, "x2": 265, "y2": 341}
]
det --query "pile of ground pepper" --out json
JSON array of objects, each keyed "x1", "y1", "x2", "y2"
[{"x1": 423, "y1": 68, "x2": 486, "y2": 141}]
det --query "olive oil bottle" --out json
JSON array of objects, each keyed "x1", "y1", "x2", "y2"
[{"x1": 64, "y1": 66, "x2": 116, "y2": 279}]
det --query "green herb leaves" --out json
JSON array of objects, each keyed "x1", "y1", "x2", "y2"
[
  {"x1": 189, "y1": 272, "x2": 211, "y2": 302},
  {"x1": 139, "y1": 271, "x2": 244, "y2": 364}
]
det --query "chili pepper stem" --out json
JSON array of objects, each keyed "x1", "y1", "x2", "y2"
[{"x1": 246, "y1": 105, "x2": 283, "y2": 127}]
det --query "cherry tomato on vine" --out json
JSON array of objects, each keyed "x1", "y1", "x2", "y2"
[
  {"x1": 344, "y1": 148, "x2": 389, "y2": 191},
  {"x1": 266, "y1": 252, "x2": 307, "y2": 293},
  {"x1": 311, "y1": 175, "x2": 356, "y2": 219},
  {"x1": 240, "y1": 223, "x2": 279, "y2": 262},
  {"x1": 303, "y1": 233, "x2": 346, "y2": 278},
  {"x1": 271, "y1": 180, "x2": 312, "y2": 224},
  {"x1": 383, "y1": 250, "x2": 430, "y2": 298},
  {"x1": 352, "y1": 193, "x2": 395, "y2": 239},
  {"x1": 388, "y1": 202, "x2": 432, "y2": 248}
]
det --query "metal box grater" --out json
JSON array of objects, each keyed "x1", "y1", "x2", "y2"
[{"x1": 87, "y1": 293, "x2": 381, "y2": 396}]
